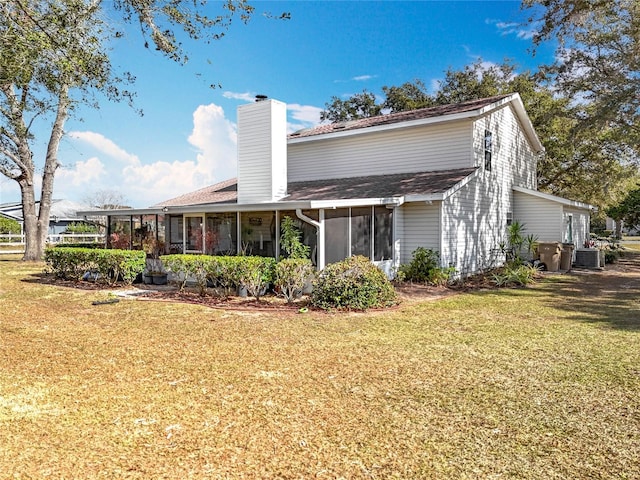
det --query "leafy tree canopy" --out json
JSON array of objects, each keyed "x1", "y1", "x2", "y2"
[
  {"x1": 0, "y1": 0, "x2": 288, "y2": 260},
  {"x1": 523, "y1": 0, "x2": 639, "y2": 144},
  {"x1": 606, "y1": 186, "x2": 640, "y2": 231}
]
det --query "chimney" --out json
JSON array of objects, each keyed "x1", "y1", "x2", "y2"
[{"x1": 237, "y1": 98, "x2": 288, "y2": 204}]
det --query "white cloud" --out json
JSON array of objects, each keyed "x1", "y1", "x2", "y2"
[
  {"x1": 57, "y1": 157, "x2": 106, "y2": 187},
  {"x1": 121, "y1": 103, "x2": 238, "y2": 205},
  {"x1": 223, "y1": 91, "x2": 255, "y2": 102},
  {"x1": 67, "y1": 131, "x2": 140, "y2": 166},
  {"x1": 352, "y1": 74, "x2": 375, "y2": 81},
  {"x1": 489, "y1": 18, "x2": 539, "y2": 40},
  {"x1": 286, "y1": 103, "x2": 323, "y2": 133}
]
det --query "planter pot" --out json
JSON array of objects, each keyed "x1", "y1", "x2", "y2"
[
  {"x1": 152, "y1": 273, "x2": 168, "y2": 285},
  {"x1": 143, "y1": 274, "x2": 154, "y2": 285}
]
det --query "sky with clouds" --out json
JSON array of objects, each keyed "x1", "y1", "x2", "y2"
[{"x1": 0, "y1": 0, "x2": 555, "y2": 208}]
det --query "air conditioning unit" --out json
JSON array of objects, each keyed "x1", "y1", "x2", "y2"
[{"x1": 574, "y1": 248, "x2": 601, "y2": 268}]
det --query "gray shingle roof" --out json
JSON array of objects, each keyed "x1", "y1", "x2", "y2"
[
  {"x1": 289, "y1": 94, "x2": 512, "y2": 139},
  {"x1": 155, "y1": 168, "x2": 476, "y2": 207},
  {"x1": 285, "y1": 168, "x2": 477, "y2": 201},
  {"x1": 154, "y1": 178, "x2": 237, "y2": 207}
]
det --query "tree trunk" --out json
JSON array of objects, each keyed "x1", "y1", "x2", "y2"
[{"x1": 21, "y1": 86, "x2": 68, "y2": 261}]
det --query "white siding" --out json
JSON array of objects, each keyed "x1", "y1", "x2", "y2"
[
  {"x1": 563, "y1": 207, "x2": 590, "y2": 247},
  {"x1": 237, "y1": 100, "x2": 287, "y2": 203},
  {"x1": 441, "y1": 175, "x2": 509, "y2": 275},
  {"x1": 472, "y1": 105, "x2": 538, "y2": 190},
  {"x1": 399, "y1": 202, "x2": 441, "y2": 264},
  {"x1": 513, "y1": 191, "x2": 563, "y2": 242},
  {"x1": 288, "y1": 121, "x2": 473, "y2": 182}
]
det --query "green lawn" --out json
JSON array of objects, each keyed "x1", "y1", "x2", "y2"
[{"x1": 1, "y1": 255, "x2": 639, "y2": 479}]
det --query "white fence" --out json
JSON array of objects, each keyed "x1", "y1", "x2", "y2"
[{"x1": 0, "y1": 233, "x2": 105, "y2": 253}]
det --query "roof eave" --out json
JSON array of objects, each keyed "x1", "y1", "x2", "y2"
[
  {"x1": 288, "y1": 110, "x2": 481, "y2": 144},
  {"x1": 513, "y1": 186, "x2": 596, "y2": 211}
]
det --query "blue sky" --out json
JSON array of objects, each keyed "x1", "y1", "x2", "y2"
[{"x1": 1, "y1": 0, "x2": 556, "y2": 208}]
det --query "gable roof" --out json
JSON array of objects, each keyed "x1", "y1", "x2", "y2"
[
  {"x1": 155, "y1": 168, "x2": 477, "y2": 209},
  {"x1": 290, "y1": 94, "x2": 512, "y2": 139},
  {"x1": 289, "y1": 93, "x2": 544, "y2": 153},
  {"x1": 285, "y1": 168, "x2": 477, "y2": 201},
  {"x1": 154, "y1": 178, "x2": 238, "y2": 207}
]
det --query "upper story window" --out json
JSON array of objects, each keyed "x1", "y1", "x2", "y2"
[{"x1": 484, "y1": 130, "x2": 493, "y2": 171}]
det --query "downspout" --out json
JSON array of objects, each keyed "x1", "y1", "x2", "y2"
[{"x1": 296, "y1": 208, "x2": 324, "y2": 270}]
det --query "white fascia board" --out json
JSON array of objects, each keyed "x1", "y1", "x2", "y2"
[
  {"x1": 164, "y1": 201, "x2": 312, "y2": 214},
  {"x1": 76, "y1": 208, "x2": 164, "y2": 216},
  {"x1": 403, "y1": 194, "x2": 443, "y2": 203},
  {"x1": 507, "y1": 94, "x2": 545, "y2": 153},
  {"x1": 288, "y1": 111, "x2": 478, "y2": 145},
  {"x1": 309, "y1": 197, "x2": 404, "y2": 209},
  {"x1": 513, "y1": 186, "x2": 596, "y2": 211}
]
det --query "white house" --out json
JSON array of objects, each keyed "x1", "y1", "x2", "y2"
[{"x1": 80, "y1": 94, "x2": 593, "y2": 276}]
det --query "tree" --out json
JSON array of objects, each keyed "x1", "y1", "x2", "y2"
[
  {"x1": 523, "y1": 0, "x2": 640, "y2": 160},
  {"x1": 320, "y1": 89, "x2": 381, "y2": 123},
  {"x1": 381, "y1": 79, "x2": 434, "y2": 113},
  {"x1": 606, "y1": 186, "x2": 640, "y2": 236},
  {"x1": 0, "y1": 1, "x2": 288, "y2": 261},
  {"x1": 318, "y1": 60, "x2": 639, "y2": 215}
]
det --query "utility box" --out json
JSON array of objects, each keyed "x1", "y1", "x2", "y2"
[
  {"x1": 575, "y1": 248, "x2": 601, "y2": 269},
  {"x1": 560, "y1": 243, "x2": 575, "y2": 271},
  {"x1": 538, "y1": 242, "x2": 562, "y2": 272}
]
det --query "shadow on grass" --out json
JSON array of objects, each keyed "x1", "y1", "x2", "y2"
[{"x1": 532, "y1": 251, "x2": 640, "y2": 331}]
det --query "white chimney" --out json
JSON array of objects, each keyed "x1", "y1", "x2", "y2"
[{"x1": 237, "y1": 97, "x2": 288, "y2": 204}]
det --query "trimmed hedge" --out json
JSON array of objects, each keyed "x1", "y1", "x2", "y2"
[
  {"x1": 311, "y1": 255, "x2": 397, "y2": 310},
  {"x1": 160, "y1": 255, "x2": 276, "y2": 300},
  {"x1": 44, "y1": 247, "x2": 146, "y2": 285},
  {"x1": 274, "y1": 258, "x2": 315, "y2": 304}
]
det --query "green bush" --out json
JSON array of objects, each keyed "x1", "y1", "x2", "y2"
[
  {"x1": 274, "y1": 258, "x2": 315, "y2": 304},
  {"x1": 233, "y1": 256, "x2": 276, "y2": 300},
  {"x1": 491, "y1": 262, "x2": 540, "y2": 287},
  {"x1": 44, "y1": 247, "x2": 145, "y2": 285},
  {"x1": 63, "y1": 222, "x2": 98, "y2": 234},
  {"x1": 161, "y1": 254, "x2": 208, "y2": 292},
  {"x1": 398, "y1": 247, "x2": 454, "y2": 285},
  {"x1": 0, "y1": 217, "x2": 21, "y2": 235},
  {"x1": 161, "y1": 255, "x2": 276, "y2": 300},
  {"x1": 311, "y1": 256, "x2": 396, "y2": 310}
]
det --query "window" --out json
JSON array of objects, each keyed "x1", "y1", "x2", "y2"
[
  {"x1": 374, "y1": 206, "x2": 393, "y2": 261},
  {"x1": 240, "y1": 211, "x2": 276, "y2": 257},
  {"x1": 323, "y1": 206, "x2": 394, "y2": 265},
  {"x1": 506, "y1": 211, "x2": 513, "y2": 226},
  {"x1": 484, "y1": 130, "x2": 493, "y2": 171},
  {"x1": 351, "y1": 207, "x2": 371, "y2": 257},
  {"x1": 325, "y1": 208, "x2": 350, "y2": 264}
]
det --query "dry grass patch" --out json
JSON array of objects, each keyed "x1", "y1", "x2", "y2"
[{"x1": 0, "y1": 255, "x2": 639, "y2": 478}]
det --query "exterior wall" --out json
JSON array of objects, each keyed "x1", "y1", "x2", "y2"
[
  {"x1": 473, "y1": 105, "x2": 538, "y2": 190},
  {"x1": 287, "y1": 120, "x2": 473, "y2": 182},
  {"x1": 440, "y1": 175, "x2": 508, "y2": 275},
  {"x1": 399, "y1": 202, "x2": 441, "y2": 264},
  {"x1": 563, "y1": 207, "x2": 590, "y2": 247},
  {"x1": 237, "y1": 99, "x2": 287, "y2": 203},
  {"x1": 513, "y1": 191, "x2": 563, "y2": 242},
  {"x1": 438, "y1": 106, "x2": 539, "y2": 276}
]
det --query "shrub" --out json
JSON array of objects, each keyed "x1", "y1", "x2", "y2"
[
  {"x1": 311, "y1": 256, "x2": 396, "y2": 310},
  {"x1": 0, "y1": 217, "x2": 21, "y2": 235},
  {"x1": 398, "y1": 247, "x2": 455, "y2": 285},
  {"x1": 44, "y1": 247, "x2": 145, "y2": 285},
  {"x1": 161, "y1": 254, "x2": 276, "y2": 300},
  {"x1": 233, "y1": 256, "x2": 276, "y2": 301},
  {"x1": 280, "y1": 216, "x2": 310, "y2": 259},
  {"x1": 491, "y1": 262, "x2": 540, "y2": 287},
  {"x1": 274, "y1": 258, "x2": 315, "y2": 304},
  {"x1": 63, "y1": 222, "x2": 98, "y2": 234}
]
